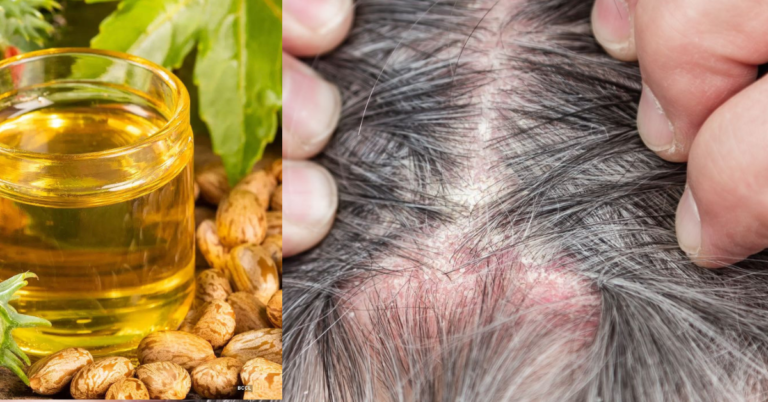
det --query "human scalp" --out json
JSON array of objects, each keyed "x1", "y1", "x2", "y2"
[{"x1": 284, "y1": 1, "x2": 768, "y2": 401}]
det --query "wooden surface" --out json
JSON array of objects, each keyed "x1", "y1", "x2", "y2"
[{"x1": 0, "y1": 368, "x2": 45, "y2": 400}]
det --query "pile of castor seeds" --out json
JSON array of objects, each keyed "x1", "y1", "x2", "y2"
[{"x1": 25, "y1": 158, "x2": 283, "y2": 400}]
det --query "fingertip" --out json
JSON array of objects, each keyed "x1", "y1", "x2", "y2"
[
  {"x1": 676, "y1": 185, "x2": 701, "y2": 256},
  {"x1": 637, "y1": 83, "x2": 690, "y2": 162},
  {"x1": 591, "y1": 0, "x2": 637, "y2": 61},
  {"x1": 283, "y1": 54, "x2": 342, "y2": 160},
  {"x1": 282, "y1": 160, "x2": 338, "y2": 257},
  {"x1": 676, "y1": 77, "x2": 768, "y2": 269},
  {"x1": 283, "y1": 0, "x2": 355, "y2": 56},
  {"x1": 676, "y1": 185, "x2": 732, "y2": 269}
]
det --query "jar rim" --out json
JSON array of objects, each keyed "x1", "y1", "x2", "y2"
[
  {"x1": 0, "y1": 48, "x2": 193, "y2": 208},
  {"x1": 0, "y1": 47, "x2": 190, "y2": 161}
]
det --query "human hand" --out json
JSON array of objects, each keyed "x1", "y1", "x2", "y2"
[
  {"x1": 592, "y1": 0, "x2": 768, "y2": 267},
  {"x1": 282, "y1": 0, "x2": 354, "y2": 257}
]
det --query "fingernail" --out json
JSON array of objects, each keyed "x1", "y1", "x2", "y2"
[
  {"x1": 637, "y1": 84, "x2": 675, "y2": 152},
  {"x1": 283, "y1": 55, "x2": 341, "y2": 152},
  {"x1": 676, "y1": 185, "x2": 701, "y2": 257},
  {"x1": 284, "y1": 0, "x2": 350, "y2": 33},
  {"x1": 283, "y1": 160, "x2": 337, "y2": 229},
  {"x1": 592, "y1": 0, "x2": 632, "y2": 52}
]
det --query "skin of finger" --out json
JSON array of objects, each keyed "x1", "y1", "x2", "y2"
[
  {"x1": 283, "y1": 0, "x2": 355, "y2": 57},
  {"x1": 284, "y1": 218, "x2": 336, "y2": 257},
  {"x1": 283, "y1": 53, "x2": 341, "y2": 160},
  {"x1": 634, "y1": 0, "x2": 768, "y2": 162},
  {"x1": 685, "y1": 75, "x2": 768, "y2": 268},
  {"x1": 283, "y1": 161, "x2": 338, "y2": 257},
  {"x1": 590, "y1": 0, "x2": 639, "y2": 62}
]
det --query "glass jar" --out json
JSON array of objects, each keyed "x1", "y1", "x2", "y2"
[{"x1": 0, "y1": 49, "x2": 195, "y2": 356}]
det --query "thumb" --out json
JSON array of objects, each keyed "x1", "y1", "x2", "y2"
[
  {"x1": 283, "y1": 160, "x2": 338, "y2": 257},
  {"x1": 677, "y1": 74, "x2": 768, "y2": 268},
  {"x1": 591, "y1": 0, "x2": 639, "y2": 62},
  {"x1": 283, "y1": 0, "x2": 354, "y2": 56}
]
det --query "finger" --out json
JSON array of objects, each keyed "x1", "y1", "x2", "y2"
[
  {"x1": 283, "y1": 160, "x2": 338, "y2": 257},
  {"x1": 283, "y1": 0, "x2": 355, "y2": 56},
  {"x1": 676, "y1": 75, "x2": 768, "y2": 268},
  {"x1": 283, "y1": 53, "x2": 342, "y2": 160},
  {"x1": 635, "y1": 0, "x2": 768, "y2": 162},
  {"x1": 591, "y1": 0, "x2": 638, "y2": 61}
]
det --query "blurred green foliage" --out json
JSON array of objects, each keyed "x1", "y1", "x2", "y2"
[
  {"x1": 0, "y1": 0, "x2": 60, "y2": 51},
  {"x1": 88, "y1": 0, "x2": 283, "y2": 185},
  {"x1": 2, "y1": 0, "x2": 283, "y2": 185},
  {"x1": 0, "y1": 273, "x2": 51, "y2": 386}
]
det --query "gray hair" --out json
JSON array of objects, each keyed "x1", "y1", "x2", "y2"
[{"x1": 284, "y1": 1, "x2": 768, "y2": 401}]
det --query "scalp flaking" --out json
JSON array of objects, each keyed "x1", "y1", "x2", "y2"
[{"x1": 284, "y1": 1, "x2": 768, "y2": 401}]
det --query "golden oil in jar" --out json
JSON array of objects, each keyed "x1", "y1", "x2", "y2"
[{"x1": 0, "y1": 49, "x2": 195, "y2": 357}]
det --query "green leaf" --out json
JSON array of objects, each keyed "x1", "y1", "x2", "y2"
[
  {"x1": 194, "y1": 0, "x2": 282, "y2": 185},
  {"x1": 0, "y1": 272, "x2": 51, "y2": 386},
  {"x1": 0, "y1": 0, "x2": 60, "y2": 50},
  {"x1": 86, "y1": 0, "x2": 282, "y2": 184},
  {"x1": 90, "y1": 0, "x2": 203, "y2": 69}
]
